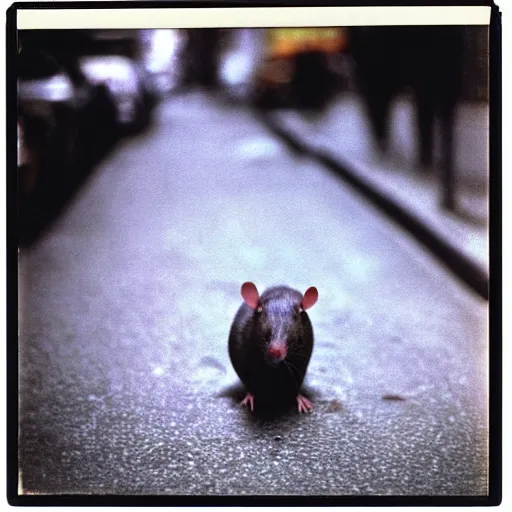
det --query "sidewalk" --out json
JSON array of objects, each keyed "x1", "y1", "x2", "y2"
[{"x1": 265, "y1": 94, "x2": 489, "y2": 277}]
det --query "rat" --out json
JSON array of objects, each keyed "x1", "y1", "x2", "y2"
[{"x1": 228, "y1": 281, "x2": 318, "y2": 413}]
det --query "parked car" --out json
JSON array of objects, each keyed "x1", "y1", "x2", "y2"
[
  {"x1": 18, "y1": 63, "x2": 80, "y2": 202},
  {"x1": 17, "y1": 39, "x2": 118, "y2": 210},
  {"x1": 79, "y1": 54, "x2": 156, "y2": 133}
]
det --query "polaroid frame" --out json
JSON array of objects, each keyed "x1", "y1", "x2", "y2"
[{"x1": 7, "y1": 0, "x2": 501, "y2": 506}]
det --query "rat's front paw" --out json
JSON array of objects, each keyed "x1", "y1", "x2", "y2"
[
  {"x1": 241, "y1": 392, "x2": 255, "y2": 412},
  {"x1": 296, "y1": 394, "x2": 313, "y2": 413}
]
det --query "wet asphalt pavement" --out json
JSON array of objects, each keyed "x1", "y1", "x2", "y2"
[{"x1": 18, "y1": 92, "x2": 488, "y2": 496}]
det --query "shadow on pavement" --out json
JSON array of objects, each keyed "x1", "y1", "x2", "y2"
[
  {"x1": 18, "y1": 137, "x2": 118, "y2": 248},
  {"x1": 218, "y1": 381, "x2": 320, "y2": 424}
]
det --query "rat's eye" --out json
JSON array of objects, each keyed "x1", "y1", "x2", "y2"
[{"x1": 256, "y1": 306, "x2": 263, "y2": 313}]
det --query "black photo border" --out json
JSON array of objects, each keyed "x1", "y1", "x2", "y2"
[{"x1": 6, "y1": 0, "x2": 502, "y2": 506}]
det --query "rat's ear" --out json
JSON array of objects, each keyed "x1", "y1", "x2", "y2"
[
  {"x1": 301, "y1": 287, "x2": 318, "y2": 310},
  {"x1": 241, "y1": 282, "x2": 260, "y2": 309}
]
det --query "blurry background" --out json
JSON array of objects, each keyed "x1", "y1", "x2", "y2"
[
  {"x1": 17, "y1": 26, "x2": 488, "y2": 270},
  {"x1": 16, "y1": 27, "x2": 490, "y2": 496}
]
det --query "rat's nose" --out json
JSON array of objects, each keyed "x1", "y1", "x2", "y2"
[{"x1": 266, "y1": 344, "x2": 287, "y2": 363}]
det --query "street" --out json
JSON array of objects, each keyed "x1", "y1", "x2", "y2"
[{"x1": 18, "y1": 91, "x2": 488, "y2": 496}]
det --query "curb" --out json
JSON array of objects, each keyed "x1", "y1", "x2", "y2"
[{"x1": 255, "y1": 109, "x2": 489, "y2": 301}]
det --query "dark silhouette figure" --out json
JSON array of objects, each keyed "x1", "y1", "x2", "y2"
[
  {"x1": 183, "y1": 29, "x2": 222, "y2": 88},
  {"x1": 292, "y1": 51, "x2": 337, "y2": 112},
  {"x1": 349, "y1": 27, "x2": 464, "y2": 210}
]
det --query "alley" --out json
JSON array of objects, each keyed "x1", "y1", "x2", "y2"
[{"x1": 18, "y1": 92, "x2": 488, "y2": 496}]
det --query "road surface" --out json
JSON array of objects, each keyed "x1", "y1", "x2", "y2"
[{"x1": 18, "y1": 91, "x2": 488, "y2": 496}]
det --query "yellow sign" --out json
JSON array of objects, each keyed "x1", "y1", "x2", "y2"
[{"x1": 267, "y1": 27, "x2": 347, "y2": 57}]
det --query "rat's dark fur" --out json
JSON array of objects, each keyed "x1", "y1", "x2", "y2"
[{"x1": 228, "y1": 285, "x2": 314, "y2": 407}]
